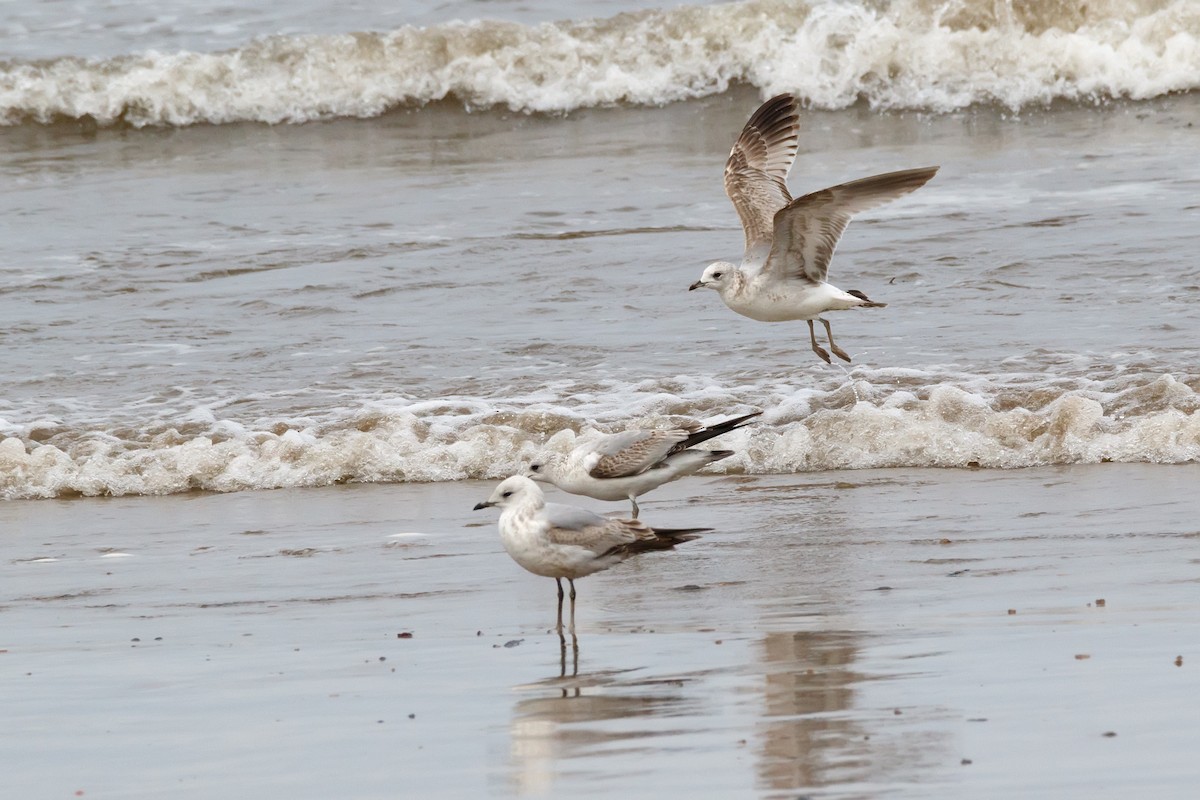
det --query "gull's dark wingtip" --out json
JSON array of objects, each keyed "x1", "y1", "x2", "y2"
[
  {"x1": 676, "y1": 410, "x2": 764, "y2": 451},
  {"x1": 652, "y1": 527, "x2": 711, "y2": 546}
]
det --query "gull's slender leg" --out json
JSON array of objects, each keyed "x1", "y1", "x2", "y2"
[
  {"x1": 807, "y1": 320, "x2": 832, "y2": 364},
  {"x1": 555, "y1": 578, "x2": 564, "y2": 634},
  {"x1": 568, "y1": 579, "x2": 577, "y2": 635},
  {"x1": 630, "y1": 497, "x2": 640, "y2": 519},
  {"x1": 821, "y1": 318, "x2": 852, "y2": 363}
]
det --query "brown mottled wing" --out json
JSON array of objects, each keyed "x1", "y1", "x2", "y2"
[
  {"x1": 723, "y1": 94, "x2": 800, "y2": 266},
  {"x1": 761, "y1": 167, "x2": 939, "y2": 285},
  {"x1": 584, "y1": 429, "x2": 689, "y2": 479}
]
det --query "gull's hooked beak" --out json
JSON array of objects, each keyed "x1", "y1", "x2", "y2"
[
  {"x1": 473, "y1": 501, "x2": 494, "y2": 510},
  {"x1": 688, "y1": 279, "x2": 705, "y2": 291}
]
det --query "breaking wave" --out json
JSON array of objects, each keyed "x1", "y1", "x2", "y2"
[
  {"x1": 1, "y1": 0, "x2": 1197, "y2": 126},
  {"x1": 2, "y1": 368, "x2": 1198, "y2": 499}
]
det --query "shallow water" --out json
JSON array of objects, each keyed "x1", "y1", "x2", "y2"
[
  {"x1": 3, "y1": 0, "x2": 1200, "y2": 498},
  {"x1": 2, "y1": 465, "x2": 1197, "y2": 798},
  {"x1": 3, "y1": 91, "x2": 1199, "y2": 497}
]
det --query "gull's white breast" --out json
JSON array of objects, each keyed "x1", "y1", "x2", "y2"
[
  {"x1": 498, "y1": 507, "x2": 606, "y2": 579},
  {"x1": 724, "y1": 280, "x2": 864, "y2": 322}
]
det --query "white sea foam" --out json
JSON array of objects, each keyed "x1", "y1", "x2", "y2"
[
  {"x1": 1, "y1": 0, "x2": 1196, "y2": 126},
  {"x1": 1, "y1": 371, "x2": 1197, "y2": 500}
]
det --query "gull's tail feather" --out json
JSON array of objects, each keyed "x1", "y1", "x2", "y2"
[
  {"x1": 675, "y1": 411, "x2": 763, "y2": 452},
  {"x1": 848, "y1": 289, "x2": 887, "y2": 308}
]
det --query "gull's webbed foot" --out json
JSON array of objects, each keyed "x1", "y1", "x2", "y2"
[
  {"x1": 821, "y1": 318, "x2": 852, "y2": 364},
  {"x1": 807, "y1": 320, "x2": 832, "y2": 364}
]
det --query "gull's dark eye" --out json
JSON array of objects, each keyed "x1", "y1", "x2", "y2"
[
  {"x1": 713, "y1": 272, "x2": 723, "y2": 279},
  {"x1": 530, "y1": 464, "x2": 540, "y2": 472},
  {"x1": 501, "y1": 491, "x2": 513, "y2": 498}
]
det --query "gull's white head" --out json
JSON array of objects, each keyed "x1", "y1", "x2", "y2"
[
  {"x1": 523, "y1": 452, "x2": 563, "y2": 483},
  {"x1": 689, "y1": 261, "x2": 738, "y2": 293},
  {"x1": 474, "y1": 475, "x2": 543, "y2": 511}
]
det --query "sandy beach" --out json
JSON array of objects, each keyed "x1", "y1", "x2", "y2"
[{"x1": 3, "y1": 463, "x2": 1197, "y2": 798}]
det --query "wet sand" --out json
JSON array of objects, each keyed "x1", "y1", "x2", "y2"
[{"x1": 2, "y1": 463, "x2": 1198, "y2": 798}]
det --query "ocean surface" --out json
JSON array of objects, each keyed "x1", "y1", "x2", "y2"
[{"x1": 2, "y1": 0, "x2": 1199, "y2": 500}]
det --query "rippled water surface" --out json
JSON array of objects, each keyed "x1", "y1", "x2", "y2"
[{"x1": 3, "y1": 91, "x2": 1199, "y2": 497}]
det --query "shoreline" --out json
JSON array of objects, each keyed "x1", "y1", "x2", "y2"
[{"x1": 3, "y1": 463, "x2": 1198, "y2": 798}]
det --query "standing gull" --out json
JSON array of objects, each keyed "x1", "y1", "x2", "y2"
[
  {"x1": 524, "y1": 411, "x2": 761, "y2": 518},
  {"x1": 474, "y1": 476, "x2": 707, "y2": 635},
  {"x1": 689, "y1": 93, "x2": 939, "y2": 363}
]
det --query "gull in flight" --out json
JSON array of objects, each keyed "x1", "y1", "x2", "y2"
[
  {"x1": 474, "y1": 476, "x2": 707, "y2": 635},
  {"x1": 689, "y1": 93, "x2": 939, "y2": 363},
  {"x1": 524, "y1": 411, "x2": 761, "y2": 518}
]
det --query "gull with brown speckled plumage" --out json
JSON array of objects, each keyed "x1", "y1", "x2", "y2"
[{"x1": 523, "y1": 411, "x2": 761, "y2": 518}]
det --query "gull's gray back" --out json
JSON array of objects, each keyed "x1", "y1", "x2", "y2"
[
  {"x1": 542, "y1": 501, "x2": 639, "y2": 557},
  {"x1": 543, "y1": 501, "x2": 607, "y2": 531},
  {"x1": 589, "y1": 429, "x2": 655, "y2": 457}
]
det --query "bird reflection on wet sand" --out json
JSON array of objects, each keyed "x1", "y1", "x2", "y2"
[
  {"x1": 557, "y1": 631, "x2": 579, "y2": 693},
  {"x1": 503, "y1": 640, "x2": 697, "y2": 797},
  {"x1": 756, "y1": 628, "x2": 951, "y2": 794}
]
